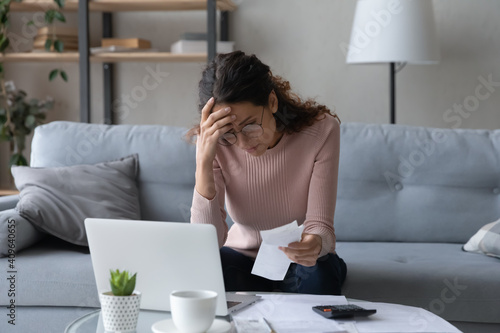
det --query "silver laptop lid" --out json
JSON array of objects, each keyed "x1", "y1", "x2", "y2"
[{"x1": 85, "y1": 218, "x2": 229, "y2": 316}]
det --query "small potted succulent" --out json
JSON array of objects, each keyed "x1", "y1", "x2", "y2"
[{"x1": 99, "y1": 269, "x2": 141, "y2": 332}]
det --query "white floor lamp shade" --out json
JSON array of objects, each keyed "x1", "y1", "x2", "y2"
[{"x1": 346, "y1": 0, "x2": 440, "y2": 123}]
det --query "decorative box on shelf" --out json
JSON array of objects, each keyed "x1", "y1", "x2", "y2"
[{"x1": 170, "y1": 40, "x2": 235, "y2": 54}]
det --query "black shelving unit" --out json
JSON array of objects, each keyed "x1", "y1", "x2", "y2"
[{"x1": 77, "y1": 0, "x2": 230, "y2": 124}]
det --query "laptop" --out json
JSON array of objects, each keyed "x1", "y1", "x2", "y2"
[{"x1": 84, "y1": 218, "x2": 260, "y2": 316}]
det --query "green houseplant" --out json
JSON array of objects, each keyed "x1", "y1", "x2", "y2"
[
  {"x1": 109, "y1": 269, "x2": 137, "y2": 296},
  {"x1": 99, "y1": 269, "x2": 141, "y2": 332},
  {"x1": 0, "y1": 0, "x2": 66, "y2": 171},
  {"x1": 0, "y1": 81, "x2": 53, "y2": 166}
]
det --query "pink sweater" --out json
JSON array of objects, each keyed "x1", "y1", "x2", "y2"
[{"x1": 191, "y1": 114, "x2": 340, "y2": 258}]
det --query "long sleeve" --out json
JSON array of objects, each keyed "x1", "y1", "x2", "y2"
[
  {"x1": 303, "y1": 116, "x2": 340, "y2": 257},
  {"x1": 190, "y1": 157, "x2": 229, "y2": 248}
]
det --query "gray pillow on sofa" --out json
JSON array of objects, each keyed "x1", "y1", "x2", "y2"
[
  {"x1": 0, "y1": 209, "x2": 45, "y2": 257},
  {"x1": 11, "y1": 154, "x2": 141, "y2": 246},
  {"x1": 463, "y1": 218, "x2": 500, "y2": 259}
]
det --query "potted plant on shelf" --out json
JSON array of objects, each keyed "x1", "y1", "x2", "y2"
[
  {"x1": 0, "y1": 81, "x2": 53, "y2": 167},
  {"x1": 99, "y1": 269, "x2": 141, "y2": 333}
]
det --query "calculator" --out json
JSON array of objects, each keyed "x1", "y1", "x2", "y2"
[{"x1": 312, "y1": 304, "x2": 377, "y2": 319}]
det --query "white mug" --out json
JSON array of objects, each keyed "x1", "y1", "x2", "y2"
[{"x1": 170, "y1": 290, "x2": 218, "y2": 333}]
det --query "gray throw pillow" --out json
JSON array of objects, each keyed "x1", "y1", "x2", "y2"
[
  {"x1": 0, "y1": 209, "x2": 45, "y2": 257},
  {"x1": 11, "y1": 154, "x2": 141, "y2": 246}
]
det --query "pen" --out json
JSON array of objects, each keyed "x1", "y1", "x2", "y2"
[{"x1": 263, "y1": 317, "x2": 276, "y2": 333}]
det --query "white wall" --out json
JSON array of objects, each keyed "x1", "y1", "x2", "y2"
[{"x1": 1, "y1": 0, "x2": 499, "y2": 188}]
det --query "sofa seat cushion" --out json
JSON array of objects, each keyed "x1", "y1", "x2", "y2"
[
  {"x1": 337, "y1": 242, "x2": 500, "y2": 323},
  {"x1": 0, "y1": 237, "x2": 99, "y2": 308}
]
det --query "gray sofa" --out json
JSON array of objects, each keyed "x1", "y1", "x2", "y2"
[{"x1": 0, "y1": 121, "x2": 499, "y2": 333}]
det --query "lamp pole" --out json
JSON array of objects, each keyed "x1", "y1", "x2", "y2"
[{"x1": 390, "y1": 62, "x2": 396, "y2": 124}]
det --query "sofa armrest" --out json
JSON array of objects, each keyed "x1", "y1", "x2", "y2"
[{"x1": 0, "y1": 195, "x2": 19, "y2": 211}]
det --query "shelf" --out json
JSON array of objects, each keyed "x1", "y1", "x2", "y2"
[
  {"x1": 10, "y1": 0, "x2": 237, "y2": 12},
  {"x1": 0, "y1": 52, "x2": 208, "y2": 63},
  {"x1": 91, "y1": 52, "x2": 207, "y2": 62},
  {"x1": 0, "y1": 189, "x2": 19, "y2": 196},
  {"x1": 0, "y1": 52, "x2": 79, "y2": 62}
]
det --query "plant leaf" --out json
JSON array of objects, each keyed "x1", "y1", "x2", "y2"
[
  {"x1": 45, "y1": 39, "x2": 52, "y2": 51},
  {"x1": 10, "y1": 154, "x2": 28, "y2": 167},
  {"x1": 55, "y1": 0, "x2": 65, "y2": 9},
  {"x1": 45, "y1": 10, "x2": 56, "y2": 24},
  {"x1": 109, "y1": 269, "x2": 136, "y2": 296},
  {"x1": 24, "y1": 114, "x2": 36, "y2": 129},
  {"x1": 49, "y1": 69, "x2": 59, "y2": 81},
  {"x1": 0, "y1": 128, "x2": 11, "y2": 142},
  {"x1": 54, "y1": 40, "x2": 64, "y2": 53},
  {"x1": 60, "y1": 70, "x2": 68, "y2": 82},
  {"x1": 123, "y1": 273, "x2": 137, "y2": 296},
  {"x1": 0, "y1": 33, "x2": 9, "y2": 52},
  {"x1": 54, "y1": 11, "x2": 65, "y2": 23},
  {"x1": 29, "y1": 98, "x2": 39, "y2": 107}
]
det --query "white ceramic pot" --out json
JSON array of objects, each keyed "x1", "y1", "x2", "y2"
[{"x1": 99, "y1": 291, "x2": 141, "y2": 332}]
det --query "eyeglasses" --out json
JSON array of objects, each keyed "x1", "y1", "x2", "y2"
[{"x1": 218, "y1": 106, "x2": 265, "y2": 146}]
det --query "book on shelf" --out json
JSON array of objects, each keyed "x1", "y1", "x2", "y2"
[
  {"x1": 170, "y1": 40, "x2": 235, "y2": 54},
  {"x1": 101, "y1": 38, "x2": 151, "y2": 49},
  {"x1": 90, "y1": 45, "x2": 158, "y2": 54}
]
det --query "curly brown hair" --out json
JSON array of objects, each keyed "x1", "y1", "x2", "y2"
[{"x1": 187, "y1": 51, "x2": 339, "y2": 140}]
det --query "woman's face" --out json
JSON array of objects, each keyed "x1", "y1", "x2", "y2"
[{"x1": 214, "y1": 92, "x2": 282, "y2": 156}]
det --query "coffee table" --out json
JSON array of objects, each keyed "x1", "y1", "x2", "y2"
[
  {"x1": 66, "y1": 297, "x2": 460, "y2": 333},
  {"x1": 65, "y1": 308, "x2": 234, "y2": 333}
]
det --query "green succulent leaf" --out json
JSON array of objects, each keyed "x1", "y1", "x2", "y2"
[
  {"x1": 27, "y1": 20, "x2": 35, "y2": 26},
  {"x1": 49, "y1": 69, "x2": 59, "y2": 81},
  {"x1": 54, "y1": 39, "x2": 64, "y2": 53},
  {"x1": 109, "y1": 269, "x2": 137, "y2": 296}
]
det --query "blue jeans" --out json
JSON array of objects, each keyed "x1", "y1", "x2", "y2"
[{"x1": 220, "y1": 246, "x2": 347, "y2": 295}]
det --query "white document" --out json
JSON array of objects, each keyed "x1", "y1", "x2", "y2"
[
  {"x1": 251, "y1": 220, "x2": 304, "y2": 280},
  {"x1": 232, "y1": 294, "x2": 348, "y2": 333},
  {"x1": 338, "y1": 302, "x2": 462, "y2": 333},
  {"x1": 232, "y1": 295, "x2": 462, "y2": 333}
]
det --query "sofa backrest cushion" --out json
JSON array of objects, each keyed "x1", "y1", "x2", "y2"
[
  {"x1": 335, "y1": 122, "x2": 500, "y2": 243},
  {"x1": 31, "y1": 121, "x2": 196, "y2": 222},
  {"x1": 32, "y1": 121, "x2": 500, "y2": 244}
]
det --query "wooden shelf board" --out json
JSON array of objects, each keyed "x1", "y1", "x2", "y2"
[
  {"x1": 0, "y1": 52, "x2": 207, "y2": 63},
  {"x1": 91, "y1": 52, "x2": 207, "y2": 62},
  {"x1": 10, "y1": 0, "x2": 237, "y2": 12},
  {"x1": 0, "y1": 189, "x2": 19, "y2": 196},
  {"x1": 0, "y1": 52, "x2": 79, "y2": 62}
]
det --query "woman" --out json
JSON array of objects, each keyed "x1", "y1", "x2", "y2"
[{"x1": 189, "y1": 51, "x2": 346, "y2": 295}]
